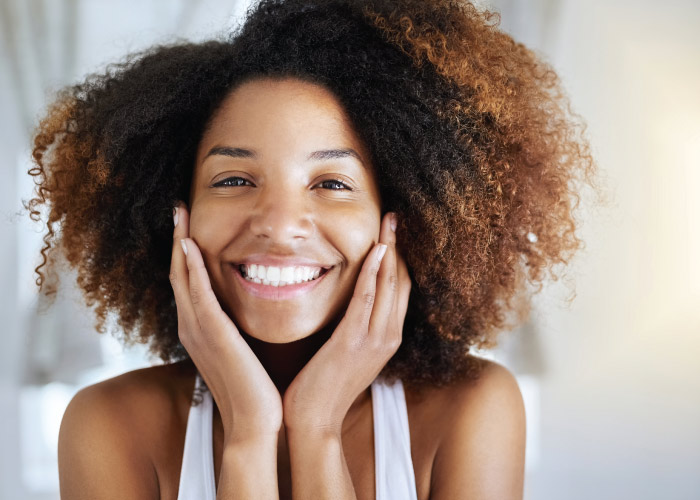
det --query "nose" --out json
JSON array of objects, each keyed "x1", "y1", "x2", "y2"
[{"x1": 248, "y1": 184, "x2": 314, "y2": 242}]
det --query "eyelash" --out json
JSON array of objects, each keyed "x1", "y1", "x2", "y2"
[{"x1": 212, "y1": 177, "x2": 352, "y2": 191}]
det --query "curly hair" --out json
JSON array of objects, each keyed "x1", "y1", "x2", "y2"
[{"x1": 27, "y1": 0, "x2": 594, "y2": 388}]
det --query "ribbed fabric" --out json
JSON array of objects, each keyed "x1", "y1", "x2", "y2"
[{"x1": 177, "y1": 374, "x2": 418, "y2": 499}]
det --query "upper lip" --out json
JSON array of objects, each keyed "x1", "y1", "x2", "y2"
[{"x1": 234, "y1": 255, "x2": 334, "y2": 269}]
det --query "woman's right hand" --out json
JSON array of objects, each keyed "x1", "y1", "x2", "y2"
[{"x1": 169, "y1": 203, "x2": 283, "y2": 444}]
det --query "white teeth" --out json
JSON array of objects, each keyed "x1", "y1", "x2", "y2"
[
  {"x1": 266, "y1": 266, "x2": 281, "y2": 282},
  {"x1": 280, "y1": 267, "x2": 294, "y2": 283},
  {"x1": 241, "y1": 263, "x2": 327, "y2": 286}
]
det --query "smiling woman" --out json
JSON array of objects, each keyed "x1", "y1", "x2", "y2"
[{"x1": 26, "y1": 0, "x2": 594, "y2": 499}]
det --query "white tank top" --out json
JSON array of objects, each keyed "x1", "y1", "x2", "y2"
[{"x1": 177, "y1": 374, "x2": 418, "y2": 500}]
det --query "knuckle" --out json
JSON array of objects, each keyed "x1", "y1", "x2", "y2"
[
  {"x1": 169, "y1": 270, "x2": 178, "y2": 287},
  {"x1": 388, "y1": 273, "x2": 399, "y2": 292},
  {"x1": 189, "y1": 284, "x2": 207, "y2": 306},
  {"x1": 353, "y1": 291, "x2": 376, "y2": 311},
  {"x1": 361, "y1": 291, "x2": 375, "y2": 308}
]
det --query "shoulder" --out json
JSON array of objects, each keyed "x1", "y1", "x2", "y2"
[
  {"x1": 78, "y1": 360, "x2": 193, "y2": 408},
  {"x1": 444, "y1": 357, "x2": 525, "y2": 420},
  {"x1": 61, "y1": 361, "x2": 194, "y2": 435},
  {"x1": 426, "y1": 357, "x2": 526, "y2": 500},
  {"x1": 58, "y1": 361, "x2": 195, "y2": 499}
]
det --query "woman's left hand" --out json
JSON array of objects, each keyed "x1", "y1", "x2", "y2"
[{"x1": 282, "y1": 212, "x2": 412, "y2": 435}]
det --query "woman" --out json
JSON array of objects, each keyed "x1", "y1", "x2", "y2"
[{"x1": 28, "y1": 0, "x2": 594, "y2": 498}]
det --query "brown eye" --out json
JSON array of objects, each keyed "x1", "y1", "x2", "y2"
[
  {"x1": 318, "y1": 179, "x2": 351, "y2": 190},
  {"x1": 212, "y1": 176, "x2": 252, "y2": 188}
]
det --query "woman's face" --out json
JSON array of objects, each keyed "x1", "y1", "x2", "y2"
[{"x1": 189, "y1": 77, "x2": 382, "y2": 343}]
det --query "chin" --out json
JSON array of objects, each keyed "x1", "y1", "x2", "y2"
[
  {"x1": 248, "y1": 329, "x2": 312, "y2": 344},
  {"x1": 235, "y1": 314, "x2": 330, "y2": 344}
]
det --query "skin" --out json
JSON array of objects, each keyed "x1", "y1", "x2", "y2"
[{"x1": 57, "y1": 78, "x2": 526, "y2": 500}]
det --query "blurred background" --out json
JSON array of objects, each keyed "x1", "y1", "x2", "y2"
[{"x1": 1, "y1": 0, "x2": 699, "y2": 498}]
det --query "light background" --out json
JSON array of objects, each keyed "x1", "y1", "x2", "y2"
[{"x1": 1, "y1": 0, "x2": 698, "y2": 498}]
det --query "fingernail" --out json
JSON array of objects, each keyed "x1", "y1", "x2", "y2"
[
  {"x1": 390, "y1": 213, "x2": 397, "y2": 232},
  {"x1": 173, "y1": 207, "x2": 179, "y2": 227},
  {"x1": 376, "y1": 244, "x2": 387, "y2": 263},
  {"x1": 180, "y1": 239, "x2": 188, "y2": 256}
]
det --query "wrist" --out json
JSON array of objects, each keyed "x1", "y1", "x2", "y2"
[
  {"x1": 285, "y1": 423, "x2": 342, "y2": 443},
  {"x1": 283, "y1": 410, "x2": 344, "y2": 438},
  {"x1": 218, "y1": 434, "x2": 279, "y2": 500},
  {"x1": 224, "y1": 430, "x2": 279, "y2": 451}
]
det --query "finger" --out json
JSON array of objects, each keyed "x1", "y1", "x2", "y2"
[
  {"x1": 368, "y1": 212, "x2": 399, "y2": 342},
  {"x1": 394, "y1": 250, "x2": 412, "y2": 341},
  {"x1": 341, "y1": 241, "x2": 388, "y2": 342},
  {"x1": 169, "y1": 203, "x2": 197, "y2": 332},
  {"x1": 182, "y1": 237, "x2": 241, "y2": 346}
]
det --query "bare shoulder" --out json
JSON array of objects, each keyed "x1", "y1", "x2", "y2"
[
  {"x1": 445, "y1": 357, "x2": 525, "y2": 417},
  {"x1": 62, "y1": 361, "x2": 195, "y2": 435},
  {"x1": 425, "y1": 357, "x2": 526, "y2": 500},
  {"x1": 58, "y1": 361, "x2": 195, "y2": 500}
]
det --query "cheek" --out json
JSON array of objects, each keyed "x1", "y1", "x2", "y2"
[
  {"x1": 332, "y1": 212, "x2": 381, "y2": 270},
  {"x1": 189, "y1": 202, "x2": 242, "y2": 256}
]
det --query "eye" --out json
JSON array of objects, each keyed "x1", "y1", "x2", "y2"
[
  {"x1": 317, "y1": 179, "x2": 352, "y2": 191},
  {"x1": 212, "y1": 176, "x2": 252, "y2": 188}
]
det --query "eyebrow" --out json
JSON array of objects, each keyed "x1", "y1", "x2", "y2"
[{"x1": 204, "y1": 146, "x2": 365, "y2": 167}]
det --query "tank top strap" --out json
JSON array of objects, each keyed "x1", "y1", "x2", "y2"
[
  {"x1": 177, "y1": 373, "x2": 216, "y2": 500},
  {"x1": 371, "y1": 377, "x2": 418, "y2": 500}
]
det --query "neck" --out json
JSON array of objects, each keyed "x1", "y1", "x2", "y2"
[{"x1": 238, "y1": 321, "x2": 338, "y2": 396}]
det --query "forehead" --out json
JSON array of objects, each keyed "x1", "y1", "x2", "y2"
[{"x1": 197, "y1": 77, "x2": 370, "y2": 163}]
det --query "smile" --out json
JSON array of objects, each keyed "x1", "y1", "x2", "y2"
[
  {"x1": 232, "y1": 264, "x2": 333, "y2": 300},
  {"x1": 239, "y1": 263, "x2": 328, "y2": 286}
]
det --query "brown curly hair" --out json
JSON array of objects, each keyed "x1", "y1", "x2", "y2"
[{"x1": 27, "y1": 0, "x2": 594, "y2": 388}]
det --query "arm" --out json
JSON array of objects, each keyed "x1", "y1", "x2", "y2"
[
  {"x1": 286, "y1": 428, "x2": 356, "y2": 500},
  {"x1": 217, "y1": 436, "x2": 279, "y2": 500},
  {"x1": 58, "y1": 383, "x2": 159, "y2": 500},
  {"x1": 430, "y1": 361, "x2": 526, "y2": 500}
]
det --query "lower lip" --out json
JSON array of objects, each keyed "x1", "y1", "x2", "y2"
[{"x1": 232, "y1": 265, "x2": 332, "y2": 300}]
